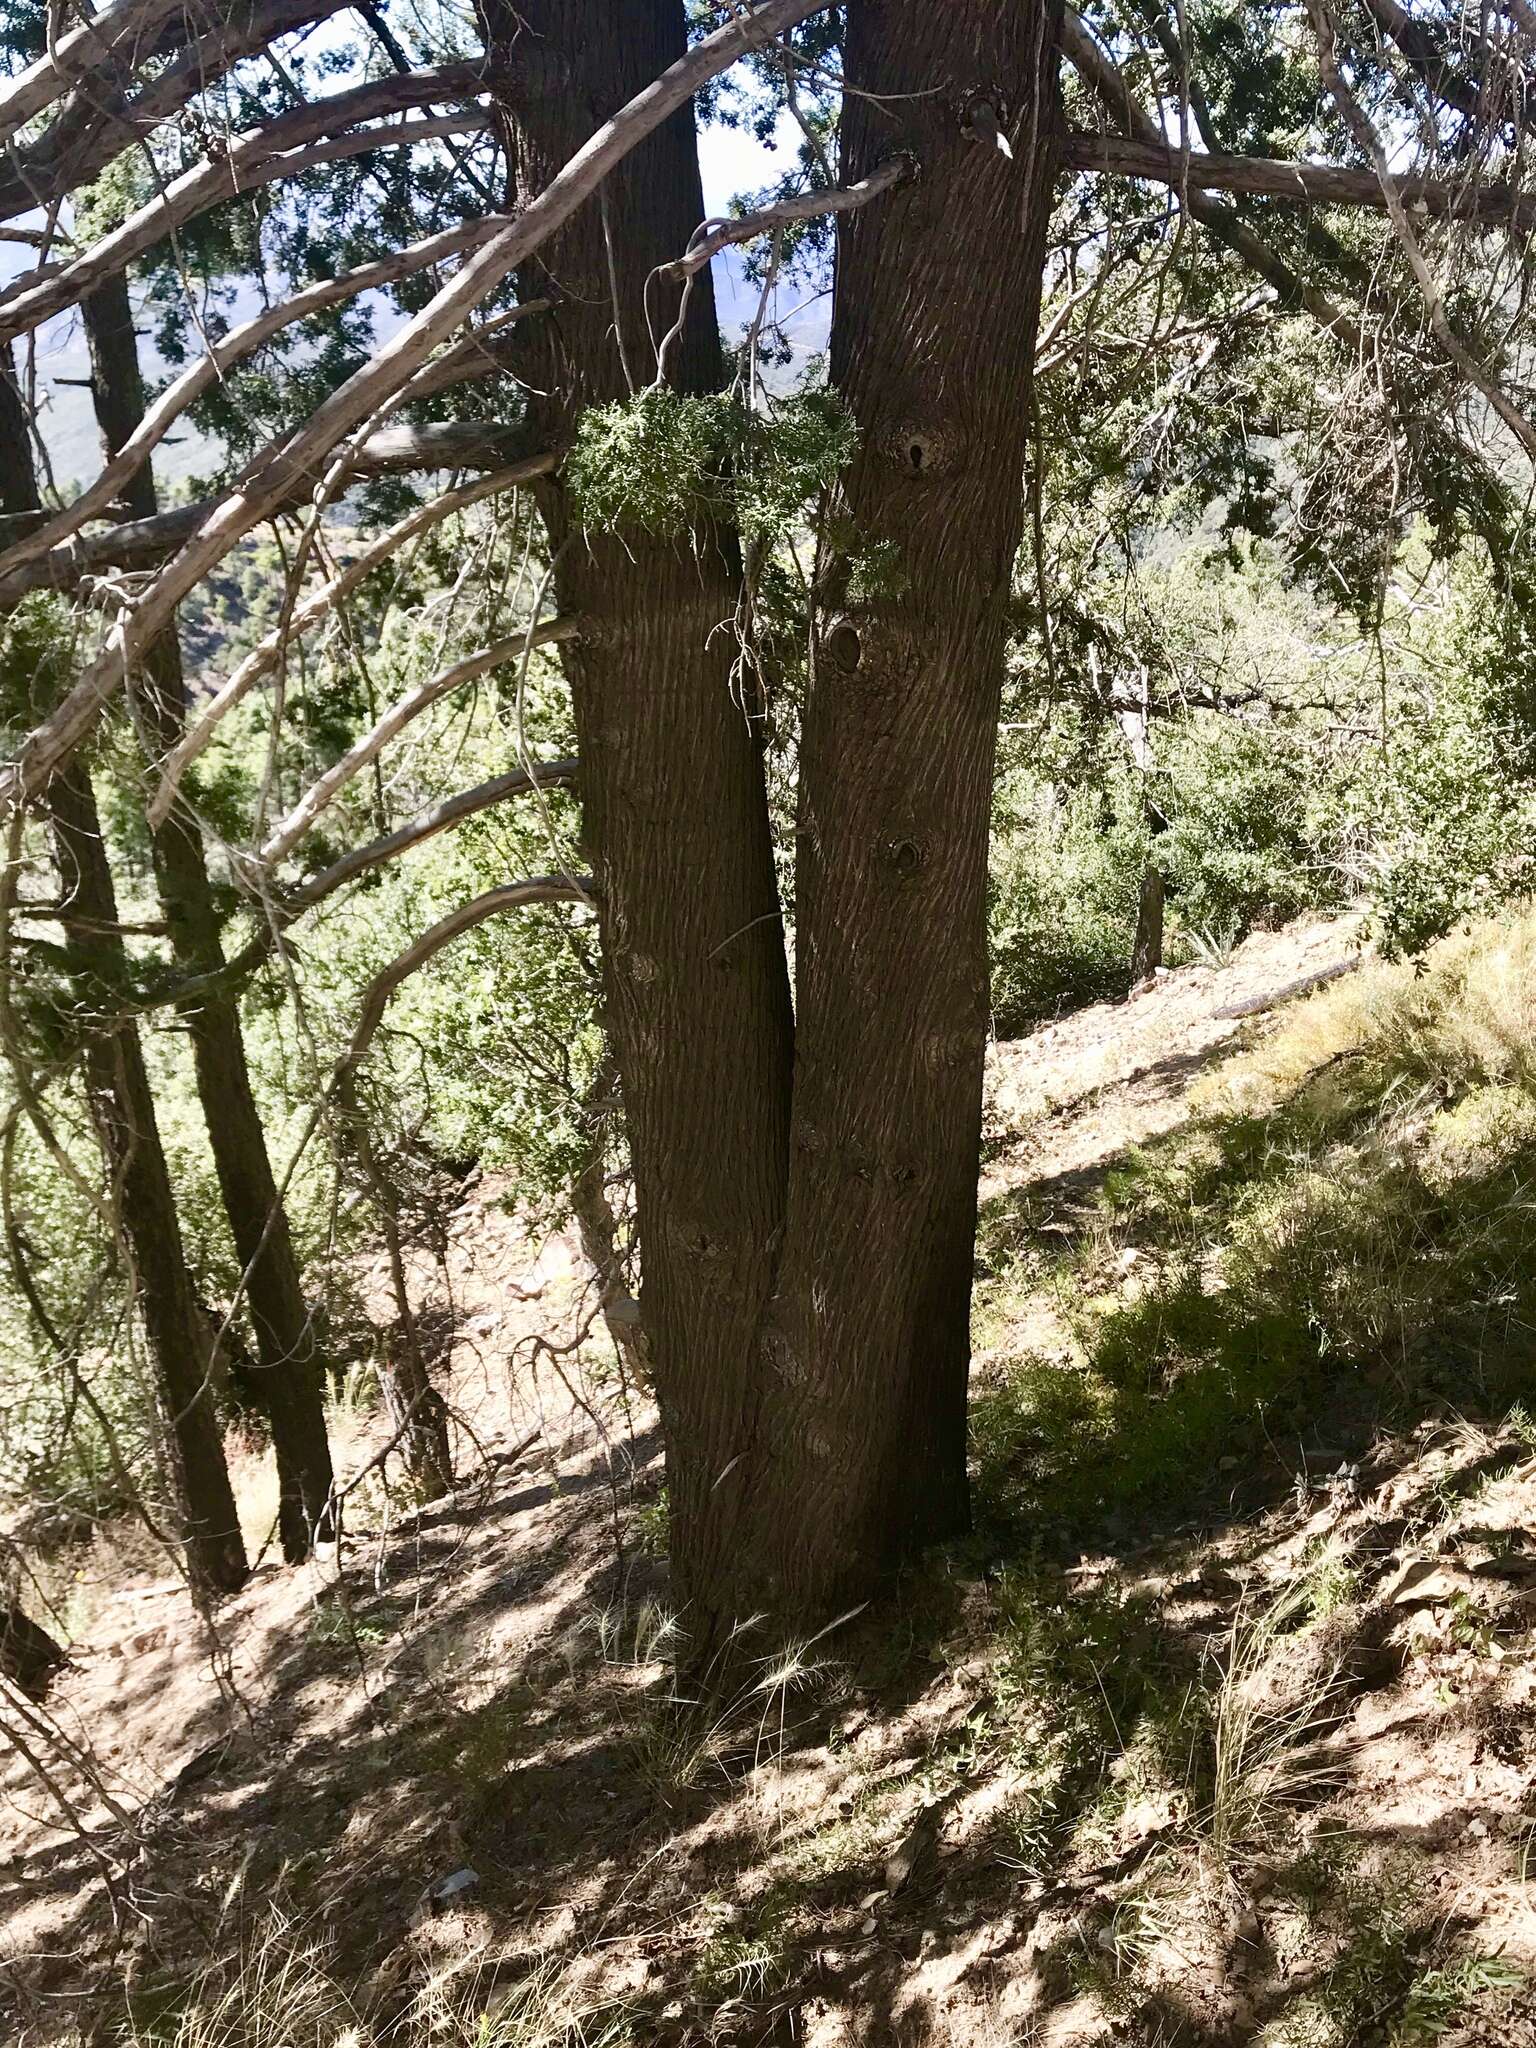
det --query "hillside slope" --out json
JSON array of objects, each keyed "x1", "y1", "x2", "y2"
[{"x1": 4, "y1": 913, "x2": 1536, "y2": 2048}]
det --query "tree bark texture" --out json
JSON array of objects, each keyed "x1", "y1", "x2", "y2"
[
  {"x1": 81, "y1": 278, "x2": 335, "y2": 1562},
  {"x1": 751, "y1": 0, "x2": 1064, "y2": 1614}
]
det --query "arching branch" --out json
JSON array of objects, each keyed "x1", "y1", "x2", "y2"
[
  {"x1": 0, "y1": 0, "x2": 353, "y2": 225},
  {"x1": 341, "y1": 876, "x2": 594, "y2": 1077},
  {"x1": 655, "y1": 155, "x2": 916, "y2": 282},
  {"x1": 0, "y1": 66, "x2": 492, "y2": 347},
  {"x1": 285, "y1": 759, "x2": 581, "y2": 910},
  {"x1": 257, "y1": 619, "x2": 580, "y2": 868}
]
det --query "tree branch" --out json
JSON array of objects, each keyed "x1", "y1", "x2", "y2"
[
  {"x1": 257, "y1": 619, "x2": 580, "y2": 868},
  {"x1": 146, "y1": 454, "x2": 554, "y2": 826},
  {"x1": 1064, "y1": 128, "x2": 1536, "y2": 232},
  {"x1": 340, "y1": 877, "x2": 593, "y2": 1077},
  {"x1": 285, "y1": 759, "x2": 581, "y2": 909},
  {"x1": 0, "y1": 67, "x2": 492, "y2": 347},
  {"x1": 0, "y1": 219, "x2": 521, "y2": 581},
  {"x1": 0, "y1": 0, "x2": 354, "y2": 226},
  {"x1": 654, "y1": 154, "x2": 916, "y2": 282},
  {"x1": 0, "y1": 426, "x2": 555, "y2": 611},
  {"x1": 1307, "y1": 0, "x2": 1536, "y2": 460}
]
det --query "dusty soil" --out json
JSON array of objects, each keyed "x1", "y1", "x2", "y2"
[{"x1": 4, "y1": 914, "x2": 1535, "y2": 2048}]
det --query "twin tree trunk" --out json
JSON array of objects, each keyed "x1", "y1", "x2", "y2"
[
  {"x1": 490, "y1": 0, "x2": 1062, "y2": 1654},
  {"x1": 80, "y1": 279, "x2": 335, "y2": 1562},
  {"x1": 0, "y1": 353, "x2": 247, "y2": 1598}
]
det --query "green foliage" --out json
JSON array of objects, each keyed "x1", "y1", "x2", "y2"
[{"x1": 566, "y1": 388, "x2": 854, "y2": 543}]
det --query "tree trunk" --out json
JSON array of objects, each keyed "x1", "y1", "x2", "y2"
[
  {"x1": 742, "y1": 0, "x2": 1064, "y2": 1618},
  {"x1": 489, "y1": 0, "x2": 1064, "y2": 1653},
  {"x1": 482, "y1": 0, "x2": 796, "y2": 1637},
  {"x1": 0, "y1": 342, "x2": 246, "y2": 1599},
  {"x1": 46, "y1": 765, "x2": 249, "y2": 1596},
  {"x1": 80, "y1": 279, "x2": 335, "y2": 1562},
  {"x1": 1131, "y1": 864, "x2": 1165, "y2": 983}
]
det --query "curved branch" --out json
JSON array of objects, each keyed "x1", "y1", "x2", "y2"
[
  {"x1": 147, "y1": 452, "x2": 554, "y2": 825},
  {"x1": 0, "y1": 0, "x2": 834, "y2": 812},
  {"x1": 0, "y1": 0, "x2": 204, "y2": 147},
  {"x1": 286, "y1": 758, "x2": 581, "y2": 908},
  {"x1": 341, "y1": 876, "x2": 593, "y2": 1076},
  {"x1": 257, "y1": 618, "x2": 580, "y2": 868},
  {"x1": 655, "y1": 155, "x2": 916, "y2": 282}
]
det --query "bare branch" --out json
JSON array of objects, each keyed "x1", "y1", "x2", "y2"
[
  {"x1": 0, "y1": 219, "x2": 522, "y2": 581},
  {"x1": 0, "y1": 0, "x2": 354, "y2": 226},
  {"x1": 0, "y1": 0, "x2": 205, "y2": 146},
  {"x1": 257, "y1": 619, "x2": 580, "y2": 868},
  {"x1": 0, "y1": 0, "x2": 834, "y2": 812},
  {"x1": 1064, "y1": 129, "x2": 1536, "y2": 232},
  {"x1": 285, "y1": 759, "x2": 581, "y2": 909},
  {"x1": 341, "y1": 877, "x2": 593, "y2": 1076},
  {"x1": 654, "y1": 155, "x2": 916, "y2": 283},
  {"x1": 146, "y1": 454, "x2": 554, "y2": 825}
]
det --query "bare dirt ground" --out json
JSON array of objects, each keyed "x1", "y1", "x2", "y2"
[{"x1": 4, "y1": 914, "x2": 1535, "y2": 2048}]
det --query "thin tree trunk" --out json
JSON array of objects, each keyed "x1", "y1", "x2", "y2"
[
  {"x1": 482, "y1": 0, "x2": 796, "y2": 1638},
  {"x1": 746, "y1": 0, "x2": 1066, "y2": 1618},
  {"x1": 46, "y1": 765, "x2": 248, "y2": 1596},
  {"x1": 0, "y1": 343, "x2": 246, "y2": 1598},
  {"x1": 1131, "y1": 864, "x2": 1165, "y2": 984},
  {"x1": 339, "y1": 1074, "x2": 455, "y2": 1499},
  {"x1": 80, "y1": 279, "x2": 334, "y2": 1562}
]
